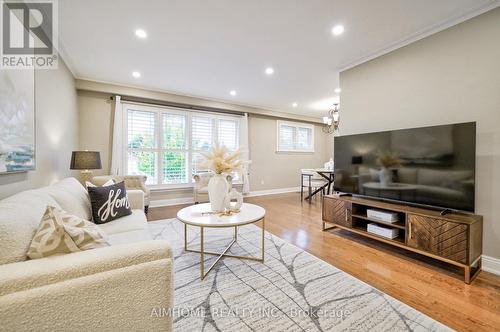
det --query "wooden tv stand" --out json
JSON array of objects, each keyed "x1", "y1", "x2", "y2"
[{"x1": 322, "y1": 195, "x2": 483, "y2": 284}]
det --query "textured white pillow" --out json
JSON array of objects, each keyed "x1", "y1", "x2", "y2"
[
  {"x1": 0, "y1": 191, "x2": 61, "y2": 264},
  {"x1": 85, "y1": 179, "x2": 114, "y2": 188},
  {"x1": 45, "y1": 178, "x2": 93, "y2": 220}
]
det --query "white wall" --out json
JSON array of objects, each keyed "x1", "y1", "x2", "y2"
[
  {"x1": 249, "y1": 115, "x2": 329, "y2": 191},
  {"x1": 339, "y1": 8, "x2": 500, "y2": 259},
  {"x1": 0, "y1": 59, "x2": 79, "y2": 199}
]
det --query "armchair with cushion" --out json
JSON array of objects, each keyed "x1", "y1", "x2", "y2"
[
  {"x1": 193, "y1": 173, "x2": 233, "y2": 204},
  {"x1": 92, "y1": 175, "x2": 151, "y2": 213}
]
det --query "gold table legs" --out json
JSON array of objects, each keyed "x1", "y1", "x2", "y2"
[{"x1": 184, "y1": 218, "x2": 265, "y2": 280}]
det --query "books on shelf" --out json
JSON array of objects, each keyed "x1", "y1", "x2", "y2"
[
  {"x1": 367, "y1": 209, "x2": 399, "y2": 223},
  {"x1": 367, "y1": 223, "x2": 399, "y2": 239}
]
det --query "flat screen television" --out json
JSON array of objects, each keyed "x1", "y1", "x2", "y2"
[{"x1": 333, "y1": 122, "x2": 476, "y2": 212}]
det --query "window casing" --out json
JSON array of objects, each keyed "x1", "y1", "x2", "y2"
[
  {"x1": 276, "y1": 120, "x2": 314, "y2": 152},
  {"x1": 124, "y1": 103, "x2": 241, "y2": 188}
]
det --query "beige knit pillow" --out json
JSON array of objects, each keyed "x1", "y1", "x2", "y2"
[{"x1": 27, "y1": 206, "x2": 110, "y2": 259}]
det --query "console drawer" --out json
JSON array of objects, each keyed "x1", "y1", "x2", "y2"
[
  {"x1": 407, "y1": 214, "x2": 468, "y2": 264},
  {"x1": 323, "y1": 197, "x2": 352, "y2": 228}
]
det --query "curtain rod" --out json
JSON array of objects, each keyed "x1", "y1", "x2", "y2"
[{"x1": 111, "y1": 95, "x2": 246, "y2": 116}]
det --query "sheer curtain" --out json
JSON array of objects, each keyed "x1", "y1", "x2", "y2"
[
  {"x1": 240, "y1": 113, "x2": 251, "y2": 194},
  {"x1": 110, "y1": 95, "x2": 123, "y2": 175}
]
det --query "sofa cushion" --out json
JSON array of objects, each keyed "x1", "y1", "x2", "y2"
[
  {"x1": 88, "y1": 182, "x2": 132, "y2": 224},
  {"x1": 107, "y1": 229, "x2": 153, "y2": 246},
  {"x1": 0, "y1": 190, "x2": 62, "y2": 264},
  {"x1": 44, "y1": 178, "x2": 92, "y2": 220},
  {"x1": 97, "y1": 210, "x2": 148, "y2": 235}
]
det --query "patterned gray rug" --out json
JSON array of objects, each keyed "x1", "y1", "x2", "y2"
[{"x1": 149, "y1": 219, "x2": 451, "y2": 332}]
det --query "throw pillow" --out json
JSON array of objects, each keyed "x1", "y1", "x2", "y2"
[
  {"x1": 85, "y1": 179, "x2": 115, "y2": 189},
  {"x1": 58, "y1": 210, "x2": 110, "y2": 250},
  {"x1": 27, "y1": 206, "x2": 110, "y2": 259},
  {"x1": 88, "y1": 181, "x2": 132, "y2": 224}
]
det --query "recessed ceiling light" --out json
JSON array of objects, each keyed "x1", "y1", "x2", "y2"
[
  {"x1": 265, "y1": 67, "x2": 274, "y2": 75},
  {"x1": 335, "y1": 88, "x2": 341, "y2": 93},
  {"x1": 230, "y1": 90, "x2": 237, "y2": 96},
  {"x1": 132, "y1": 71, "x2": 141, "y2": 78},
  {"x1": 292, "y1": 103, "x2": 298, "y2": 108},
  {"x1": 332, "y1": 25, "x2": 344, "y2": 36},
  {"x1": 135, "y1": 29, "x2": 147, "y2": 39}
]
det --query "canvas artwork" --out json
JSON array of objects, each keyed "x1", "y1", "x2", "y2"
[{"x1": 0, "y1": 69, "x2": 35, "y2": 173}]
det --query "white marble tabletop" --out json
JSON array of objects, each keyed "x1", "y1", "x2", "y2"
[{"x1": 177, "y1": 203, "x2": 266, "y2": 227}]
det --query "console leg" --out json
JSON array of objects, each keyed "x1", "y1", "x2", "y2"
[
  {"x1": 466, "y1": 258, "x2": 482, "y2": 284},
  {"x1": 464, "y1": 265, "x2": 471, "y2": 284},
  {"x1": 322, "y1": 221, "x2": 337, "y2": 231}
]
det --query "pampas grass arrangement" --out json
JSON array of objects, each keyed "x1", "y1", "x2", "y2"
[
  {"x1": 200, "y1": 144, "x2": 244, "y2": 175},
  {"x1": 376, "y1": 150, "x2": 402, "y2": 168}
]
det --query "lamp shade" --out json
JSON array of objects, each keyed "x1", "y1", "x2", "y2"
[
  {"x1": 351, "y1": 155, "x2": 363, "y2": 165},
  {"x1": 70, "y1": 151, "x2": 102, "y2": 170}
]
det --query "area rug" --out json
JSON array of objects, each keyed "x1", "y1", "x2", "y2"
[{"x1": 149, "y1": 219, "x2": 451, "y2": 332}]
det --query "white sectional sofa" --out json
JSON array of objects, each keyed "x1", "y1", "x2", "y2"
[{"x1": 0, "y1": 178, "x2": 173, "y2": 331}]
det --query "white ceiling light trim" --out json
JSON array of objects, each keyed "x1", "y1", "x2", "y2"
[
  {"x1": 332, "y1": 25, "x2": 345, "y2": 36},
  {"x1": 132, "y1": 71, "x2": 141, "y2": 78},
  {"x1": 230, "y1": 90, "x2": 237, "y2": 96},
  {"x1": 265, "y1": 67, "x2": 274, "y2": 75},
  {"x1": 135, "y1": 29, "x2": 147, "y2": 39}
]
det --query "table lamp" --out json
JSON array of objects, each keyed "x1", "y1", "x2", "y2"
[{"x1": 70, "y1": 151, "x2": 102, "y2": 183}]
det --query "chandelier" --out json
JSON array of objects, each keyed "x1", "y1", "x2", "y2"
[{"x1": 322, "y1": 103, "x2": 340, "y2": 135}]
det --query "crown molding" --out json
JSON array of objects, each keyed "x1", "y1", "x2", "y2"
[
  {"x1": 338, "y1": 0, "x2": 500, "y2": 73},
  {"x1": 75, "y1": 78, "x2": 323, "y2": 124}
]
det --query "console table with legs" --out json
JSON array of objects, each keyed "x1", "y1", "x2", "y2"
[{"x1": 322, "y1": 195, "x2": 483, "y2": 284}]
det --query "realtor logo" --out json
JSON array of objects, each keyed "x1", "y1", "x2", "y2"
[{"x1": 1, "y1": 0, "x2": 58, "y2": 69}]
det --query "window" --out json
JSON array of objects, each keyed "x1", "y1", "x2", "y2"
[
  {"x1": 124, "y1": 103, "x2": 241, "y2": 187},
  {"x1": 276, "y1": 120, "x2": 314, "y2": 152}
]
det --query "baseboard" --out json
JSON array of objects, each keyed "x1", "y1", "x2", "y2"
[
  {"x1": 482, "y1": 255, "x2": 500, "y2": 276},
  {"x1": 149, "y1": 186, "x2": 300, "y2": 207},
  {"x1": 244, "y1": 187, "x2": 300, "y2": 197}
]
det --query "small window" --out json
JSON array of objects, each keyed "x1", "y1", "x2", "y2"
[{"x1": 276, "y1": 120, "x2": 314, "y2": 152}]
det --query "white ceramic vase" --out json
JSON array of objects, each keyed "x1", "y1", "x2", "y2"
[
  {"x1": 379, "y1": 168, "x2": 392, "y2": 186},
  {"x1": 224, "y1": 188, "x2": 243, "y2": 212},
  {"x1": 208, "y1": 174, "x2": 229, "y2": 212}
]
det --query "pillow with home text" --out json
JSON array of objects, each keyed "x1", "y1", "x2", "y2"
[{"x1": 88, "y1": 181, "x2": 131, "y2": 224}]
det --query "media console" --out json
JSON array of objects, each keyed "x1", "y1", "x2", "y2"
[{"x1": 322, "y1": 195, "x2": 483, "y2": 284}]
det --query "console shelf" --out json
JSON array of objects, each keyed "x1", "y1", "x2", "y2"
[
  {"x1": 351, "y1": 213, "x2": 406, "y2": 229},
  {"x1": 322, "y1": 195, "x2": 483, "y2": 284}
]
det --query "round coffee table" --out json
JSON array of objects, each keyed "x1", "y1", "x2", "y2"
[{"x1": 177, "y1": 203, "x2": 266, "y2": 280}]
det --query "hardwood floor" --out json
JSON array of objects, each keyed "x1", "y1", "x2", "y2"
[{"x1": 148, "y1": 193, "x2": 500, "y2": 332}]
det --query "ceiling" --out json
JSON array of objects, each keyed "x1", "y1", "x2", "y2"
[{"x1": 59, "y1": 0, "x2": 498, "y2": 117}]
